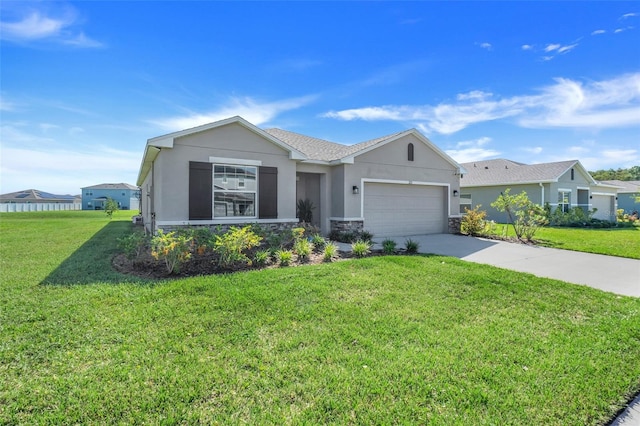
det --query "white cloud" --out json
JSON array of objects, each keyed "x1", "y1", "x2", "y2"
[
  {"x1": 523, "y1": 146, "x2": 543, "y2": 154},
  {"x1": 591, "y1": 29, "x2": 606, "y2": 35},
  {"x1": 0, "y1": 7, "x2": 103, "y2": 48},
  {"x1": 445, "y1": 137, "x2": 500, "y2": 163},
  {"x1": 521, "y1": 44, "x2": 533, "y2": 50},
  {"x1": 544, "y1": 44, "x2": 561, "y2": 52},
  {"x1": 151, "y1": 95, "x2": 317, "y2": 132},
  {"x1": 478, "y1": 42, "x2": 492, "y2": 50},
  {"x1": 614, "y1": 27, "x2": 634, "y2": 33},
  {"x1": 323, "y1": 73, "x2": 640, "y2": 134},
  {"x1": 620, "y1": 12, "x2": 638, "y2": 19},
  {"x1": 0, "y1": 95, "x2": 17, "y2": 112}
]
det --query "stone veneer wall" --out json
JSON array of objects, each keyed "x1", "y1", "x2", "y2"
[
  {"x1": 330, "y1": 219, "x2": 364, "y2": 234},
  {"x1": 448, "y1": 216, "x2": 462, "y2": 234},
  {"x1": 158, "y1": 221, "x2": 300, "y2": 234}
]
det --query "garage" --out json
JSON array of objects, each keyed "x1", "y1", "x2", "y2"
[
  {"x1": 363, "y1": 182, "x2": 446, "y2": 237},
  {"x1": 591, "y1": 193, "x2": 616, "y2": 221}
]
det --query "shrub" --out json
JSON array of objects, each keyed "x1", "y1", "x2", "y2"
[
  {"x1": 296, "y1": 198, "x2": 315, "y2": 223},
  {"x1": 188, "y1": 227, "x2": 215, "y2": 255},
  {"x1": 461, "y1": 205, "x2": 487, "y2": 236},
  {"x1": 117, "y1": 231, "x2": 148, "y2": 260},
  {"x1": 405, "y1": 239, "x2": 420, "y2": 254},
  {"x1": 381, "y1": 239, "x2": 397, "y2": 255},
  {"x1": 310, "y1": 234, "x2": 326, "y2": 251},
  {"x1": 351, "y1": 240, "x2": 371, "y2": 258},
  {"x1": 293, "y1": 238, "x2": 313, "y2": 262},
  {"x1": 360, "y1": 231, "x2": 374, "y2": 242},
  {"x1": 253, "y1": 249, "x2": 271, "y2": 266},
  {"x1": 491, "y1": 189, "x2": 547, "y2": 241},
  {"x1": 151, "y1": 230, "x2": 192, "y2": 274},
  {"x1": 213, "y1": 226, "x2": 263, "y2": 268},
  {"x1": 275, "y1": 249, "x2": 293, "y2": 267},
  {"x1": 322, "y1": 242, "x2": 339, "y2": 262}
]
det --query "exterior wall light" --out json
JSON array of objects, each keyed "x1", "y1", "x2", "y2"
[
  {"x1": 453, "y1": 190, "x2": 459, "y2": 197},
  {"x1": 352, "y1": 185, "x2": 359, "y2": 195}
]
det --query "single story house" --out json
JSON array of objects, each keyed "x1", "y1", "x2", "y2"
[
  {"x1": 0, "y1": 189, "x2": 78, "y2": 204},
  {"x1": 136, "y1": 116, "x2": 464, "y2": 237},
  {"x1": 601, "y1": 180, "x2": 640, "y2": 214},
  {"x1": 81, "y1": 183, "x2": 141, "y2": 211},
  {"x1": 459, "y1": 159, "x2": 619, "y2": 222}
]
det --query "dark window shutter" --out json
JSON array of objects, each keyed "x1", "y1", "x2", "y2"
[
  {"x1": 189, "y1": 162, "x2": 212, "y2": 220},
  {"x1": 259, "y1": 166, "x2": 278, "y2": 219}
]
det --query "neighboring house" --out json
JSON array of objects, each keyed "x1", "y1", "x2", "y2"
[
  {"x1": 136, "y1": 116, "x2": 464, "y2": 237},
  {"x1": 601, "y1": 180, "x2": 640, "y2": 214},
  {"x1": 81, "y1": 183, "x2": 141, "y2": 211},
  {"x1": 0, "y1": 189, "x2": 78, "y2": 204},
  {"x1": 459, "y1": 159, "x2": 619, "y2": 222}
]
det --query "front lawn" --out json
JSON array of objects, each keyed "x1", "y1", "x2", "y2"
[
  {"x1": 489, "y1": 223, "x2": 640, "y2": 259},
  {"x1": 1, "y1": 211, "x2": 639, "y2": 424}
]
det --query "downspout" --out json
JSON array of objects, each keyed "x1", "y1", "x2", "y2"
[
  {"x1": 150, "y1": 152, "x2": 157, "y2": 233},
  {"x1": 539, "y1": 183, "x2": 544, "y2": 208}
]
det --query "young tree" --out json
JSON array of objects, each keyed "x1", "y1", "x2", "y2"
[
  {"x1": 105, "y1": 197, "x2": 119, "y2": 219},
  {"x1": 491, "y1": 189, "x2": 547, "y2": 241}
]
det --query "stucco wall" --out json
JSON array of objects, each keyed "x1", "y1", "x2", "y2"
[
  {"x1": 342, "y1": 134, "x2": 460, "y2": 218},
  {"x1": 462, "y1": 184, "x2": 545, "y2": 223},
  {"x1": 151, "y1": 122, "x2": 297, "y2": 223}
]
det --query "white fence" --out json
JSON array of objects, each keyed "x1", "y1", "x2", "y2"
[{"x1": 0, "y1": 203, "x2": 82, "y2": 213}]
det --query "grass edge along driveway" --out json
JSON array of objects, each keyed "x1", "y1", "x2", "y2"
[{"x1": 1, "y1": 211, "x2": 639, "y2": 425}]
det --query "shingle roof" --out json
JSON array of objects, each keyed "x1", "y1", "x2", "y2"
[
  {"x1": 82, "y1": 183, "x2": 139, "y2": 190},
  {"x1": 460, "y1": 159, "x2": 582, "y2": 187},
  {"x1": 0, "y1": 189, "x2": 76, "y2": 201},
  {"x1": 600, "y1": 180, "x2": 640, "y2": 193},
  {"x1": 263, "y1": 128, "x2": 409, "y2": 162}
]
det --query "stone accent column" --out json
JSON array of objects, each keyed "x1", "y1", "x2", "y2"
[
  {"x1": 448, "y1": 216, "x2": 462, "y2": 234},
  {"x1": 330, "y1": 219, "x2": 364, "y2": 234}
]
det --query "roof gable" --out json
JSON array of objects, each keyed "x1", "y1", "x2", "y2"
[
  {"x1": 82, "y1": 183, "x2": 139, "y2": 190},
  {"x1": 460, "y1": 159, "x2": 595, "y2": 187}
]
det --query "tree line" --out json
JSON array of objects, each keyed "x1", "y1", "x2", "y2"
[{"x1": 589, "y1": 166, "x2": 640, "y2": 181}]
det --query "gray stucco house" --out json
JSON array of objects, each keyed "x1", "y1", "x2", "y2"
[
  {"x1": 459, "y1": 159, "x2": 619, "y2": 222},
  {"x1": 81, "y1": 183, "x2": 141, "y2": 211},
  {"x1": 602, "y1": 180, "x2": 640, "y2": 214},
  {"x1": 136, "y1": 116, "x2": 464, "y2": 236}
]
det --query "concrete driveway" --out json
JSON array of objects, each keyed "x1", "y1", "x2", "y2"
[{"x1": 370, "y1": 234, "x2": 640, "y2": 297}]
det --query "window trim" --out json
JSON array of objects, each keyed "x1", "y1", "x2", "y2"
[
  {"x1": 558, "y1": 189, "x2": 571, "y2": 213},
  {"x1": 213, "y1": 164, "x2": 258, "y2": 219}
]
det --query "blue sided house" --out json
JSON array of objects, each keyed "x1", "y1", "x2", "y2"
[{"x1": 81, "y1": 183, "x2": 141, "y2": 211}]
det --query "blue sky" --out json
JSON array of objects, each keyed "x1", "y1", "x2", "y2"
[{"x1": 1, "y1": 1, "x2": 639, "y2": 195}]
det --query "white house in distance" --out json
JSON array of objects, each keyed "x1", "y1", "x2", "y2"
[
  {"x1": 136, "y1": 116, "x2": 464, "y2": 236},
  {"x1": 81, "y1": 183, "x2": 141, "y2": 211},
  {"x1": 459, "y1": 159, "x2": 619, "y2": 222}
]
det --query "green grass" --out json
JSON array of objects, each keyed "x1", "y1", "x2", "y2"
[
  {"x1": 490, "y1": 223, "x2": 640, "y2": 259},
  {"x1": 1, "y1": 211, "x2": 640, "y2": 424}
]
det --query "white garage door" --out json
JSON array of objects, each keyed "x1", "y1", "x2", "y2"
[
  {"x1": 591, "y1": 194, "x2": 615, "y2": 221},
  {"x1": 363, "y1": 183, "x2": 445, "y2": 237}
]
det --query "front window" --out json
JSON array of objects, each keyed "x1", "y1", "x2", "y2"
[
  {"x1": 558, "y1": 190, "x2": 571, "y2": 213},
  {"x1": 460, "y1": 194, "x2": 472, "y2": 214},
  {"x1": 213, "y1": 165, "x2": 257, "y2": 217}
]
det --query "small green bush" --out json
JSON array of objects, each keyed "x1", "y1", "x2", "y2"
[
  {"x1": 213, "y1": 226, "x2": 262, "y2": 268},
  {"x1": 322, "y1": 242, "x2": 339, "y2": 262},
  {"x1": 151, "y1": 230, "x2": 192, "y2": 274},
  {"x1": 351, "y1": 240, "x2": 371, "y2": 258},
  {"x1": 310, "y1": 234, "x2": 326, "y2": 251},
  {"x1": 461, "y1": 205, "x2": 487, "y2": 236},
  {"x1": 253, "y1": 249, "x2": 271, "y2": 266},
  {"x1": 381, "y1": 239, "x2": 397, "y2": 255},
  {"x1": 360, "y1": 231, "x2": 374, "y2": 242},
  {"x1": 275, "y1": 249, "x2": 293, "y2": 267},
  {"x1": 117, "y1": 231, "x2": 148, "y2": 260},
  {"x1": 405, "y1": 239, "x2": 420, "y2": 254},
  {"x1": 293, "y1": 238, "x2": 313, "y2": 262}
]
